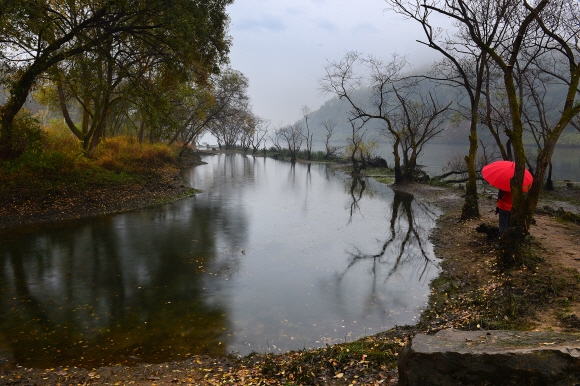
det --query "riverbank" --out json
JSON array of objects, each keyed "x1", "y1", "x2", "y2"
[
  {"x1": 0, "y1": 164, "x2": 197, "y2": 230},
  {"x1": 0, "y1": 141, "x2": 204, "y2": 230},
  {"x1": 1, "y1": 162, "x2": 579, "y2": 384}
]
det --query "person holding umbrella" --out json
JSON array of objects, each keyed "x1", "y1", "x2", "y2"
[{"x1": 481, "y1": 161, "x2": 533, "y2": 236}]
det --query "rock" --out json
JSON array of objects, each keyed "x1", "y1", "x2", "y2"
[
  {"x1": 475, "y1": 223, "x2": 499, "y2": 239},
  {"x1": 368, "y1": 157, "x2": 388, "y2": 168},
  {"x1": 398, "y1": 329, "x2": 580, "y2": 385}
]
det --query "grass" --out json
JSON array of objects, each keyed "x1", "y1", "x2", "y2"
[
  {"x1": 0, "y1": 133, "x2": 181, "y2": 199},
  {"x1": 374, "y1": 176, "x2": 395, "y2": 184},
  {"x1": 253, "y1": 329, "x2": 408, "y2": 384}
]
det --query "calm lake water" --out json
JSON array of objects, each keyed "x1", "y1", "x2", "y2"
[
  {"x1": 414, "y1": 143, "x2": 580, "y2": 182},
  {"x1": 0, "y1": 154, "x2": 441, "y2": 368},
  {"x1": 272, "y1": 140, "x2": 580, "y2": 182}
]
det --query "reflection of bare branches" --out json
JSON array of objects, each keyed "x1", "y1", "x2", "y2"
[
  {"x1": 347, "y1": 177, "x2": 366, "y2": 224},
  {"x1": 331, "y1": 189, "x2": 440, "y2": 323},
  {"x1": 287, "y1": 162, "x2": 296, "y2": 187},
  {"x1": 339, "y1": 190, "x2": 436, "y2": 285},
  {"x1": 325, "y1": 164, "x2": 339, "y2": 181}
]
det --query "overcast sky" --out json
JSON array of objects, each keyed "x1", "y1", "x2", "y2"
[{"x1": 226, "y1": 0, "x2": 443, "y2": 124}]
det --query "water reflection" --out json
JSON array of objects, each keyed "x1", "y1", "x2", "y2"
[
  {"x1": 341, "y1": 189, "x2": 438, "y2": 283},
  {"x1": 0, "y1": 154, "x2": 441, "y2": 368},
  {"x1": 347, "y1": 177, "x2": 367, "y2": 221},
  {"x1": 0, "y1": 210, "x2": 232, "y2": 368}
]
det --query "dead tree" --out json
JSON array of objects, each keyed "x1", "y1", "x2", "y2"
[
  {"x1": 320, "y1": 52, "x2": 450, "y2": 183},
  {"x1": 320, "y1": 119, "x2": 343, "y2": 159},
  {"x1": 301, "y1": 106, "x2": 314, "y2": 160}
]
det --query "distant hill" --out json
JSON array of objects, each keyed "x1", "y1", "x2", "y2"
[{"x1": 298, "y1": 78, "x2": 575, "y2": 147}]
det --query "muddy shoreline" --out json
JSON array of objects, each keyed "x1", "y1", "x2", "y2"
[{"x1": 0, "y1": 164, "x2": 197, "y2": 231}]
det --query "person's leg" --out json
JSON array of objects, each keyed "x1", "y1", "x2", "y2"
[{"x1": 498, "y1": 209, "x2": 510, "y2": 235}]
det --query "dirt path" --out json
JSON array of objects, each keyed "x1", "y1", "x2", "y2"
[{"x1": 406, "y1": 182, "x2": 580, "y2": 334}]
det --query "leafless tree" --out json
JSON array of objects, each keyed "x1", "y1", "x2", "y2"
[
  {"x1": 301, "y1": 106, "x2": 314, "y2": 160},
  {"x1": 386, "y1": 0, "x2": 496, "y2": 219},
  {"x1": 320, "y1": 51, "x2": 405, "y2": 181},
  {"x1": 269, "y1": 129, "x2": 283, "y2": 153},
  {"x1": 320, "y1": 119, "x2": 343, "y2": 159},
  {"x1": 277, "y1": 123, "x2": 304, "y2": 163},
  {"x1": 320, "y1": 52, "x2": 451, "y2": 182},
  {"x1": 346, "y1": 121, "x2": 368, "y2": 176},
  {"x1": 387, "y1": 0, "x2": 580, "y2": 266},
  {"x1": 392, "y1": 84, "x2": 452, "y2": 181},
  {"x1": 248, "y1": 117, "x2": 270, "y2": 155}
]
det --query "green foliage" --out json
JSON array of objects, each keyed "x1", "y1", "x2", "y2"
[
  {"x1": 0, "y1": 0, "x2": 233, "y2": 157},
  {"x1": 11, "y1": 109, "x2": 43, "y2": 155},
  {"x1": 344, "y1": 139, "x2": 379, "y2": 161},
  {"x1": 373, "y1": 176, "x2": 395, "y2": 184}
]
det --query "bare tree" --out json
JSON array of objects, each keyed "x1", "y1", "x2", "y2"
[
  {"x1": 520, "y1": 63, "x2": 567, "y2": 190},
  {"x1": 392, "y1": 84, "x2": 452, "y2": 181},
  {"x1": 277, "y1": 123, "x2": 304, "y2": 163},
  {"x1": 346, "y1": 121, "x2": 368, "y2": 176},
  {"x1": 388, "y1": 0, "x2": 580, "y2": 265},
  {"x1": 248, "y1": 117, "x2": 270, "y2": 156},
  {"x1": 320, "y1": 119, "x2": 343, "y2": 159},
  {"x1": 239, "y1": 115, "x2": 253, "y2": 154},
  {"x1": 320, "y1": 52, "x2": 405, "y2": 182},
  {"x1": 320, "y1": 52, "x2": 451, "y2": 182},
  {"x1": 386, "y1": 0, "x2": 495, "y2": 219},
  {"x1": 301, "y1": 105, "x2": 314, "y2": 160},
  {"x1": 269, "y1": 130, "x2": 283, "y2": 153}
]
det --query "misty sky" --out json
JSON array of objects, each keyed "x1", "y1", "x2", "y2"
[{"x1": 226, "y1": 0, "x2": 443, "y2": 124}]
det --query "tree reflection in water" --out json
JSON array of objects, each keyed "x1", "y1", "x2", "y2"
[
  {"x1": 347, "y1": 177, "x2": 366, "y2": 223},
  {"x1": 0, "y1": 202, "x2": 240, "y2": 368},
  {"x1": 336, "y1": 180, "x2": 440, "y2": 320}
]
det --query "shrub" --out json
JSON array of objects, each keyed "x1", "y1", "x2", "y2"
[
  {"x1": 93, "y1": 136, "x2": 178, "y2": 172},
  {"x1": 12, "y1": 109, "x2": 43, "y2": 155}
]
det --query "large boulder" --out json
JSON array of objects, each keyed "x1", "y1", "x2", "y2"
[{"x1": 398, "y1": 329, "x2": 580, "y2": 385}]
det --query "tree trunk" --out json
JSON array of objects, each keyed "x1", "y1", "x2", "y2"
[
  {"x1": 498, "y1": 70, "x2": 527, "y2": 266},
  {"x1": 544, "y1": 162, "x2": 553, "y2": 191},
  {"x1": 461, "y1": 111, "x2": 480, "y2": 219},
  {"x1": 138, "y1": 120, "x2": 146, "y2": 144},
  {"x1": 392, "y1": 137, "x2": 403, "y2": 183},
  {"x1": 405, "y1": 152, "x2": 418, "y2": 181},
  {"x1": 0, "y1": 68, "x2": 39, "y2": 159},
  {"x1": 57, "y1": 83, "x2": 85, "y2": 141}
]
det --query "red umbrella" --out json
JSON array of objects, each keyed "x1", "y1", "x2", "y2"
[{"x1": 481, "y1": 160, "x2": 533, "y2": 192}]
